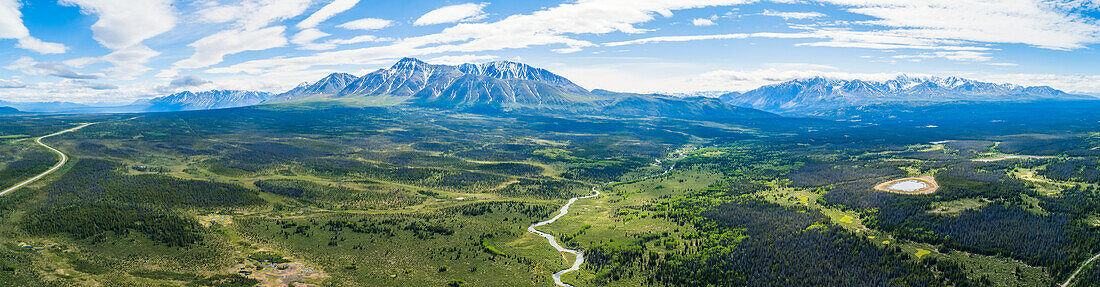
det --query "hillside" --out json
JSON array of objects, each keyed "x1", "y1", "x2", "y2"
[{"x1": 0, "y1": 107, "x2": 21, "y2": 115}]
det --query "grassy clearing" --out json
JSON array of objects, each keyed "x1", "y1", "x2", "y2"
[
  {"x1": 928, "y1": 198, "x2": 990, "y2": 215},
  {"x1": 938, "y1": 250, "x2": 1051, "y2": 286},
  {"x1": 536, "y1": 167, "x2": 722, "y2": 286}
]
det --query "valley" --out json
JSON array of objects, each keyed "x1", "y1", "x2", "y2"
[
  {"x1": 3, "y1": 0, "x2": 1099, "y2": 285},
  {"x1": 0, "y1": 59, "x2": 1097, "y2": 287},
  {"x1": 0, "y1": 96, "x2": 1096, "y2": 286}
]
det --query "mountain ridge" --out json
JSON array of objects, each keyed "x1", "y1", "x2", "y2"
[
  {"x1": 0, "y1": 106, "x2": 21, "y2": 115},
  {"x1": 8, "y1": 59, "x2": 1094, "y2": 118},
  {"x1": 144, "y1": 90, "x2": 274, "y2": 112},
  {"x1": 720, "y1": 75, "x2": 1093, "y2": 116}
]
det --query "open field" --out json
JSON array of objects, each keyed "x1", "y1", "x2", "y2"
[{"x1": 973, "y1": 155, "x2": 1054, "y2": 162}]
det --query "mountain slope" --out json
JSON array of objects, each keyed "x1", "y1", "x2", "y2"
[
  {"x1": 317, "y1": 58, "x2": 774, "y2": 120},
  {"x1": 339, "y1": 58, "x2": 467, "y2": 98},
  {"x1": 721, "y1": 76, "x2": 1094, "y2": 116},
  {"x1": 456, "y1": 61, "x2": 587, "y2": 94},
  {"x1": 335, "y1": 58, "x2": 587, "y2": 107},
  {"x1": 270, "y1": 72, "x2": 357, "y2": 102},
  {"x1": 0, "y1": 106, "x2": 21, "y2": 115},
  {"x1": 146, "y1": 90, "x2": 274, "y2": 112}
]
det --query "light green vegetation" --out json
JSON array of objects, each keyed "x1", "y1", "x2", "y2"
[
  {"x1": 937, "y1": 250, "x2": 1051, "y2": 286},
  {"x1": 538, "y1": 167, "x2": 723, "y2": 286},
  {"x1": 0, "y1": 107, "x2": 724, "y2": 286},
  {"x1": 0, "y1": 101, "x2": 1098, "y2": 287},
  {"x1": 928, "y1": 198, "x2": 990, "y2": 215}
]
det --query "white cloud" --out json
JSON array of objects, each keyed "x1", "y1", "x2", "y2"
[
  {"x1": 297, "y1": 0, "x2": 360, "y2": 29},
  {"x1": 63, "y1": 57, "x2": 100, "y2": 68},
  {"x1": 59, "y1": 0, "x2": 176, "y2": 50},
  {"x1": 0, "y1": 79, "x2": 24, "y2": 89},
  {"x1": 427, "y1": 54, "x2": 499, "y2": 65},
  {"x1": 58, "y1": 0, "x2": 176, "y2": 77},
  {"x1": 326, "y1": 35, "x2": 388, "y2": 45},
  {"x1": 196, "y1": 4, "x2": 244, "y2": 24},
  {"x1": 605, "y1": 1, "x2": 1100, "y2": 54},
  {"x1": 180, "y1": 0, "x2": 315, "y2": 69},
  {"x1": 553, "y1": 47, "x2": 584, "y2": 53},
  {"x1": 604, "y1": 32, "x2": 817, "y2": 46},
  {"x1": 814, "y1": 0, "x2": 1100, "y2": 50},
  {"x1": 212, "y1": 0, "x2": 756, "y2": 75},
  {"x1": 196, "y1": 0, "x2": 313, "y2": 30},
  {"x1": 0, "y1": 0, "x2": 67, "y2": 54},
  {"x1": 795, "y1": 41, "x2": 992, "y2": 51},
  {"x1": 0, "y1": 0, "x2": 25, "y2": 39},
  {"x1": 892, "y1": 51, "x2": 992, "y2": 62},
  {"x1": 56, "y1": 46, "x2": 161, "y2": 79},
  {"x1": 292, "y1": 28, "x2": 330, "y2": 45},
  {"x1": 692, "y1": 18, "x2": 717, "y2": 26},
  {"x1": 414, "y1": 3, "x2": 489, "y2": 26},
  {"x1": 336, "y1": 18, "x2": 393, "y2": 30},
  {"x1": 0, "y1": 79, "x2": 163, "y2": 104},
  {"x1": 70, "y1": 80, "x2": 118, "y2": 90},
  {"x1": 15, "y1": 37, "x2": 68, "y2": 54},
  {"x1": 156, "y1": 75, "x2": 215, "y2": 93},
  {"x1": 5, "y1": 56, "x2": 103, "y2": 79},
  {"x1": 175, "y1": 26, "x2": 289, "y2": 69},
  {"x1": 760, "y1": 9, "x2": 825, "y2": 20},
  {"x1": 101, "y1": 45, "x2": 161, "y2": 77},
  {"x1": 169, "y1": 75, "x2": 212, "y2": 88},
  {"x1": 607, "y1": 29, "x2": 996, "y2": 51},
  {"x1": 293, "y1": 30, "x2": 389, "y2": 50}
]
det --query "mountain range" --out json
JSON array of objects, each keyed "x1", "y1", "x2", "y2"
[
  {"x1": 264, "y1": 58, "x2": 771, "y2": 119},
  {"x1": 140, "y1": 90, "x2": 273, "y2": 112},
  {"x1": 274, "y1": 58, "x2": 590, "y2": 107},
  {"x1": 719, "y1": 75, "x2": 1093, "y2": 116},
  {"x1": 1, "y1": 59, "x2": 1094, "y2": 118}
]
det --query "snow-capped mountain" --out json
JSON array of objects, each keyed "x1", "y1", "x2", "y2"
[
  {"x1": 456, "y1": 61, "x2": 587, "y2": 94},
  {"x1": 146, "y1": 90, "x2": 274, "y2": 112},
  {"x1": 269, "y1": 72, "x2": 357, "y2": 102},
  {"x1": 264, "y1": 57, "x2": 591, "y2": 107},
  {"x1": 262, "y1": 57, "x2": 770, "y2": 119},
  {"x1": 337, "y1": 57, "x2": 588, "y2": 106},
  {"x1": 337, "y1": 58, "x2": 465, "y2": 98},
  {"x1": 721, "y1": 75, "x2": 1093, "y2": 115}
]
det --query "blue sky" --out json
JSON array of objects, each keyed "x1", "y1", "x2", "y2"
[{"x1": 1, "y1": 0, "x2": 1099, "y2": 103}]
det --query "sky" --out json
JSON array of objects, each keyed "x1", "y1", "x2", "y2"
[{"x1": 1, "y1": 0, "x2": 1099, "y2": 104}]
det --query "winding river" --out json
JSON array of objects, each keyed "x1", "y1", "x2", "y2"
[{"x1": 528, "y1": 159, "x2": 677, "y2": 287}]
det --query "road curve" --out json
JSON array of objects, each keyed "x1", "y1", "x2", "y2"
[
  {"x1": 528, "y1": 159, "x2": 677, "y2": 287},
  {"x1": 0, "y1": 123, "x2": 94, "y2": 196},
  {"x1": 1062, "y1": 252, "x2": 1100, "y2": 287}
]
